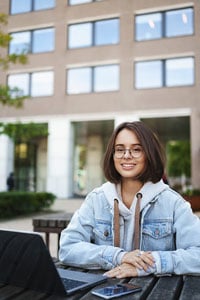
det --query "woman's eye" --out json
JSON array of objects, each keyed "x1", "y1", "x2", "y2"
[{"x1": 116, "y1": 149, "x2": 124, "y2": 153}]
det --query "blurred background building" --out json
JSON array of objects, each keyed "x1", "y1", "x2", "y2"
[{"x1": 0, "y1": 0, "x2": 200, "y2": 198}]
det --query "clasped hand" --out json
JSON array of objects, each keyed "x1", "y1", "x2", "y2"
[{"x1": 104, "y1": 249, "x2": 155, "y2": 278}]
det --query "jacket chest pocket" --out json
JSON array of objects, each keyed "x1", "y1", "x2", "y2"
[
  {"x1": 93, "y1": 220, "x2": 112, "y2": 244},
  {"x1": 141, "y1": 220, "x2": 174, "y2": 251}
]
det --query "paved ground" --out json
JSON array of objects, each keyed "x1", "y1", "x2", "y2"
[{"x1": 0, "y1": 198, "x2": 84, "y2": 258}]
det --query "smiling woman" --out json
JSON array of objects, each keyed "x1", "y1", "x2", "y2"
[{"x1": 59, "y1": 121, "x2": 200, "y2": 278}]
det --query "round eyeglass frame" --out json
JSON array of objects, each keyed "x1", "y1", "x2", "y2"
[{"x1": 113, "y1": 148, "x2": 143, "y2": 159}]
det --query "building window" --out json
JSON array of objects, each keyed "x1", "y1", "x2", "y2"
[
  {"x1": 68, "y1": 0, "x2": 102, "y2": 5},
  {"x1": 31, "y1": 71, "x2": 54, "y2": 96},
  {"x1": 32, "y1": 28, "x2": 55, "y2": 53},
  {"x1": 67, "y1": 64, "x2": 119, "y2": 94},
  {"x1": 165, "y1": 8, "x2": 193, "y2": 37},
  {"x1": 135, "y1": 60, "x2": 163, "y2": 89},
  {"x1": 8, "y1": 73, "x2": 30, "y2": 98},
  {"x1": 135, "y1": 57, "x2": 194, "y2": 89},
  {"x1": 135, "y1": 13, "x2": 162, "y2": 41},
  {"x1": 135, "y1": 7, "x2": 193, "y2": 41},
  {"x1": 9, "y1": 32, "x2": 31, "y2": 55},
  {"x1": 34, "y1": 0, "x2": 55, "y2": 11},
  {"x1": 165, "y1": 57, "x2": 194, "y2": 87},
  {"x1": 8, "y1": 71, "x2": 54, "y2": 97},
  {"x1": 68, "y1": 18, "x2": 119, "y2": 49},
  {"x1": 10, "y1": 0, "x2": 55, "y2": 15},
  {"x1": 94, "y1": 65, "x2": 119, "y2": 92},
  {"x1": 9, "y1": 28, "x2": 55, "y2": 54}
]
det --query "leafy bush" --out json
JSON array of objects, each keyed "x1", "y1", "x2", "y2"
[
  {"x1": 0, "y1": 192, "x2": 56, "y2": 218},
  {"x1": 182, "y1": 189, "x2": 200, "y2": 196}
]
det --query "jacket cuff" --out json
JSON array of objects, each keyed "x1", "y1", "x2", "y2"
[{"x1": 156, "y1": 251, "x2": 173, "y2": 274}]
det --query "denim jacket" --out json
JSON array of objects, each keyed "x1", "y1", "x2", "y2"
[{"x1": 59, "y1": 180, "x2": 200, "y2": 276}]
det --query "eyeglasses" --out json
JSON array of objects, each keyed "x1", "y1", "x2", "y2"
[{"x1": 113, "y1": 146, "x2": 143, "y2": 159}]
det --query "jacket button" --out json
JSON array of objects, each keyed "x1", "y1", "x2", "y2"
[{"x1": 104, "y1": 230, "x2": 109, "y2": 237}]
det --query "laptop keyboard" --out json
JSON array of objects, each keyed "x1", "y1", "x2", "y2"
[{"x1": 61, "y1": 277, "x2": 86, "y2": 291}]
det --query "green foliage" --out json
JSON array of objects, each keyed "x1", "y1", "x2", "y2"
[
  {"x1": 167, "y1": 140, "x2": 191, "y2": 177},
  {"x1": 182, "y1": 188, "x2": 200, "y2": 196},
  {"x1": 0, "y1": 85, "x2": 27, "y2": 108},
  {"x1": 0, "y1": 192, "x2": 56, "y2": 219},
  {"x1": 0, "y1": 13, "x2": 28, "y2": 108},
  {"x1": 0, "y1": 122, "x2": 48, "y2": 142}
]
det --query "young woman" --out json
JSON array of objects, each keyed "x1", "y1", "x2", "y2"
[{"x1": 59, "y1": 121, "x2": 200, "y2": 278}]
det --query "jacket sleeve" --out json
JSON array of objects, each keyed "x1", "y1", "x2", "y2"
[
  {"x1": 137, "y1": 197, "x2": 200, "y2": 276},
  {"x1": 58, "y1": 193, "x2": 124, "y2": 270},
  {"x1": 156, "y1": 198, "x2": 200, "y2": 275}
]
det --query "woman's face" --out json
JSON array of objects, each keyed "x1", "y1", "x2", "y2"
[{"x1": 113, "y1": 128, "x2": 146, "y2": 181}]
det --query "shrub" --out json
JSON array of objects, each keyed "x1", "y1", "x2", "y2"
[
  {"x1": 182, "y1": 189, "x2": 200, "y2": 196},
  {"x1": 0, "y1": 191, "x2": 56, "y2": 218}
]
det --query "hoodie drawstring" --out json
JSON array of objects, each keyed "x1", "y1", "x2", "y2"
[
  {"x1": 114, "y1": 199, "x2": 120, "y2": 247},
  {"x1": 114, "y1": 193, "x2": 142, "y2": 249},
  {"x1": 133, "y1": 192, "x2": 142, "y2": 249}
]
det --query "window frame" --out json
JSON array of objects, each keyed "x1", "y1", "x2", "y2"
[
  {"x1": 134, "y1": 56, "x2": 194, "y2": 89},
  {"x1": 135, "y1": 6, "x2": 194, "y2": 42},
  {"x1": 66, "y1": 64, "x2": 120, "y2": 94},
  {"x1": 9, "y1": 27, "x2": 55, "y2": 55},
  {"x1": 7, "y1": 70, "x2": 54, "y2": 98},
  {"x1": 10, "y1": 0, "x2": 55, "y2": 15},
  {"x1": 67, "y1": 18, "x2": 119, "y2": 49},
  {"x1": 68, "y1": 0, "x2": 102, "y2": 6}
]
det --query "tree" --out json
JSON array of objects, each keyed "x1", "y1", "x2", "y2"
[
  {"x1": 0, "y1": 122, "x2": 48, "y2": 142},
  {"x1": 0, "y1": 13, "x2": 28, "y2": 108}
]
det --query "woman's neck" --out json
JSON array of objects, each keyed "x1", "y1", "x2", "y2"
[{"x1": 121, "y1": 179, "x2": 143, "y2": 209}]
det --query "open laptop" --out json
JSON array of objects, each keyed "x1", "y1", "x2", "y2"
[{"x1": 0, "y1": 229, "x2": 107, "y2": 296}]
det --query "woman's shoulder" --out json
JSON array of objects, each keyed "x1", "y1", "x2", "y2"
[
  {"x1": 84, "y1": 182, "x2": 115, "y2": 208},
  {"x1": 158, "y1": 187, "x2": 191, "y2": 210}
]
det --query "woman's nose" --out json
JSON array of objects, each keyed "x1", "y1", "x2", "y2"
[{"x1": 123, "y1": 149, "x2": 132, "y2": 158}]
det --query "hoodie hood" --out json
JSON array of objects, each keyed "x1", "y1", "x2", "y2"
[{"x1": 102, "y1": 179, "x2": 169, "y2": 216}]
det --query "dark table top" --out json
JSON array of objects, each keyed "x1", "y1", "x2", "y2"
[
  {"x1": 1, "y1": 269, "x2": 200, "y2": 300},
  {"x1": 32, "y1": 212, "x2": 73, "y2": 230}
]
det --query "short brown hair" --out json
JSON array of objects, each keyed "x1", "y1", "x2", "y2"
[{"x1": 103, "y1": 121, "x2": 165, "y2": 184}]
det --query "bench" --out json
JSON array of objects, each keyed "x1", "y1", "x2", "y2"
[{"x1": 32, "y1": 212, "x2": 73, "y2": 255}]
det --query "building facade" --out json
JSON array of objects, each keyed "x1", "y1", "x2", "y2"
[{"x1": 0, "y1": 0, "x2": 200, "y2": 198}]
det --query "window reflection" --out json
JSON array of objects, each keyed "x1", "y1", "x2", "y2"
[
  {"x1": 34, "y1": 0, "x2": 55, "y2": 10},
  {"x1": 166, "y1": 57, "x2": 194, "y2": 86},
  {"x1": 33, "y1": 28, "x2": 55, "y2": 53},
  {"x1": 9, "y1": 32, "x2": 31, "y2": 54},
  {"x1": 135, "y1": 7, "x2": 193, "y2": 41},
  {"x1": 135, "y1": 57, "x2": 194, "y2": 89},
  {"x1": 68, "y1": 18, "x2": 119, "y2": 49},
  {"x1": 94, "y1": 65, "x2": 119, "y2": 92},
  {"x1": 69, "y1": 0, "x2": 102, "y2": 5},
  {"x1": 31, "y1": 71, "x2": 54, "y2": 97},
  {"x1": 69, "y1": 0, "x2": 91, "y2": 4},
  {"x1": 67, "y1": 65, "x2": 119, "y2": 94},
  {"x1": 8, "y1": 71, "x2": 54, "y2": 97},
  {"x1": 10, "y1": 0, "x2": 55, "y2": 14},
  {"x1": 67, "y1": 68, "x2": 92, "y2": 94},
  {"x1": 10, "y1": 0, "x2": 31, "y2": 14},
  {"x1": 135, "y1": 13, "x2": 162, "y2": 41},
  {"x1": 95, "y1": 19, "x2": 119, "y2": 45},
  {"x1": 10, "y1": 28, "x2": 55, "y2": 54},
  {"x1": 68, "y1": 23, "x2": 92, "y2": 48},
  {"x1": 135, "y1": 61, "x2": 162, "y2": 89},
  {"x1": 8, "y1": 74, "x2": 29, "y2": 98},
  {"x1": 166, "y1": 8, "x2": 193, "y2": 37}
]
